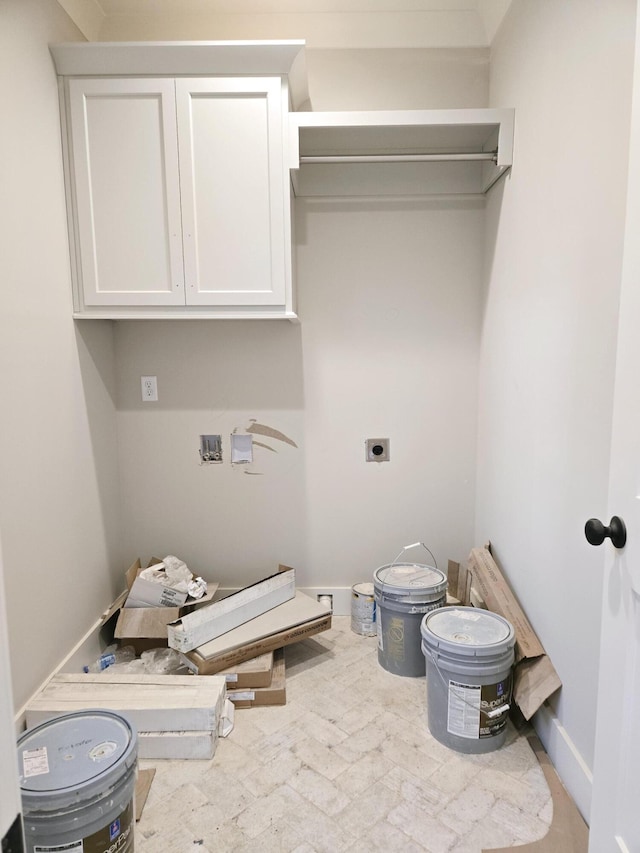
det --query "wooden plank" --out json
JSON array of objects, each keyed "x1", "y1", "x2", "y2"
[
  {"x1": 465, "y1": 547, "x2": 562, "y2": 720},
  {"x1": 167, "y1": 569, "x2": 295, "y2": 653}
]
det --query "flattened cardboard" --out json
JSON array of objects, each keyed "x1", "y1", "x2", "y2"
[
  {"x1": 186, "y1": 591, "x2": 332, "y2": 674},
  {"x1": 228, "y1": 648, "x2": 286, "y2": 708},
  {"x1": 484, "y1": 735, "x2": 588, "y2": 853},
  {"x1": 135, "y1": 769, "x2": 155, "y2": 820},
  {"x1": 457, "y1": 547, "x2": 562, "y2": 720},
  {"x1": 116, "y1": 606, "x2": 182, "y2": 640}
]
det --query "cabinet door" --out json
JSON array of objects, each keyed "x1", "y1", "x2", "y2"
[
  {"x1": 68, "y1": 78, "x2": 185, "y2": 306},
  {"x1": 176, "y1": 78, "x2": 286, "y2": 306}
]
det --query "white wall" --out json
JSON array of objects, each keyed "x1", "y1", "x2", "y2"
[
  {"x1": 0, "y1": 541, "x2": 22, "y2": 840},
  {"x1": 115, "y1": 197, "x2": 485, "y2": 589},
  {"x1": 305, "y1": 48, "x2": 489, "y2": 110},
  {"x1": 96, "y1": 6, "x2": 491, "y2": 50},
  {"x1": 0, "y1": 0, "x2": 123, "y2": 710},
  {"x1": 477, "y1": 0, "x2": 635, "y2": 818}
]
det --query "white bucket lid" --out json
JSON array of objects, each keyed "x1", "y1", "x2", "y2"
[
  {"x1": 374, "y1": 563, "x2": 447, "y2": 600},
  {"x1": 18, "y1": 710, "x2": 137, "y2": 812},
  {"x1": 422, "y1": 606, "x2": 515, "y2": 657}
]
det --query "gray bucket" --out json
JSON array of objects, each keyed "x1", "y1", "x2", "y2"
[
  {"x1": 374, "y1": 552, "x2": 447, "y2": 677},
  {"x1": 421, "y1": 606, "x2": 515, "y2": 753},
  {"x1": 351, "y1": 582, "x2": 376, "y2": 636},
  {"x1": 18, "y1": 709, "x2": 137, "y2": 852}
]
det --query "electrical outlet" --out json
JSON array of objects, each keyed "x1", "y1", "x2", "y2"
[{"x1": 141, "y1": 376, "x2": 158, "y2": 402}]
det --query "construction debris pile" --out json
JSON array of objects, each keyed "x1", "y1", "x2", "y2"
[{"x1": 25, "y1": 558, "x2": 332, "y2": 760}]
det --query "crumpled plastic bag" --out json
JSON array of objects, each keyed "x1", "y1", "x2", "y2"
[
  {"x1": 95, "y1": 646, "x2": 191, "y2": 676},
  {"x1": 101, "y1": 658, "x2": 147, "y2": 675},
  {"x1": 140, "y1": 647, "x2": 190, "y2": 675}
]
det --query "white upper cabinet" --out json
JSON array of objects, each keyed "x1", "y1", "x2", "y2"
[
  {"x1": 53, "y1": 42, "x2": 514, "y2": 319},
  {"x1": 68, "y1": 78, "x2": 185, "y2": 308},
  {"x1": 54, "y1": 42, "x2": 304, "y2": 319},
  {"x1": 176, "y1": 78, "x2": 286, "y2": 307}
]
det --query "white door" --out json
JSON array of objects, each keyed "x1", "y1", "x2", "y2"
[
  {"x1": 589, "y1": 8, "x2": 640, "y2": 851},
  {"x1": 176, "y1": 77, "x2": 287, "y2": 307},
  {"x1": 68, "y1": 78, "x2": 185, "y2": 307}
]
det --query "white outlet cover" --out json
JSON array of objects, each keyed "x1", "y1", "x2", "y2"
[
  {"x1": 141, "y1": 376, "x2": 158, "y2": 402},
  {"x1": 231, "y1": 433, "x2": 253, "y2": 463}
]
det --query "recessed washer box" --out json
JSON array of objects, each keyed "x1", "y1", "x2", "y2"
[{"x1": 366, "y1": 438, "x2": 390, "y2": 462}]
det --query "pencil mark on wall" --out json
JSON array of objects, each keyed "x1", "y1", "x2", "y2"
[
  {"x1": 247, "y1": 420, "x2": 298, "y2": 448},
  {"x1": 253, "y1": 441, "x2": 277, "y2": 453}
]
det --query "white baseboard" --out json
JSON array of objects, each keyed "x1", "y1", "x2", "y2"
[
  {"x1": 215, "y1": 586, "x2": 357, "y2": 616},
  {"x1": 14, "y1": 612, "x2": 108, "y2": 732},
  {"x1": 533, "y1": 701, "x2": 593, "y2": 825},
  {"x1": 294, "y1": 586, "x2": 355, "y2": 616}
]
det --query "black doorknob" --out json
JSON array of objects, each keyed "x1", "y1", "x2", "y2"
[{"x1": 584, "y1": 516, "x2": 627, "y2": 549}]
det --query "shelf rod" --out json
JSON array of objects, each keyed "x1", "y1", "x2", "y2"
[{"x1": 300, "y1": 152, "x2": 497, "y2": 164}]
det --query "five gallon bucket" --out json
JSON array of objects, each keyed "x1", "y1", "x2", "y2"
[
  {"x1": 18, "y1": 709, "x2": 137, "y2": 852},
  {"x1": 421, "y1": 606, "x2": 515, "y2": 754},
  {"x1": 374, "y1": 555, "x2": 447, "y2": 677},
  {"x1": 351, "y1": 582, "x2": 376, "y2": 636}
]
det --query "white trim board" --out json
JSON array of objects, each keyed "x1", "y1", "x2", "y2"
[{"x1": 533, "y1": 700, "x2": 593, "y2": 825}]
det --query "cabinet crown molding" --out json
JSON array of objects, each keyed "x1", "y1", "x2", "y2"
[{"x1": 50, "y1": 40, "x2": 309, "y2": 111}]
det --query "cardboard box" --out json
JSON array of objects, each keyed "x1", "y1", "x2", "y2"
[
  {"x1": 167, "y1": 568, "x2": 296, "y2": 653},
  {"x1": 124, "y1": 570, "x2": 188, "y2": 609},
  {"x1": 448, "y1": 546, "x2": 562, "y2": 720},
  {"x1": 227, "y1": 648, "x2": 286, "y2": 708},
  {"x1": 138, "y1": 729, "x2": 218, "y2": 760},
  {"x1": 26, "y1": 673, "x2": 227, "y2": 734},
  {"x1": 114, "y1": 559, "x2": 218, "y2": 654},
  {"x1": 213, "y1": 651, "x2": 274, "y2": 688},
  {"x1": 186, "y1": 591, "x2": 332, "y2": 675}
]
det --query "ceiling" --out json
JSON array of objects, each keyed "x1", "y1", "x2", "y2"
[{"x1": 57, "y1": 0, "x2": 512, "y2": 48}]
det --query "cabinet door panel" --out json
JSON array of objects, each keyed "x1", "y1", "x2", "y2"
[
  {"x1": 177, "y1": 78, "x2": 286, "y2": 306},
  {"x1": 69, "y1": 78, "x2": 184, "y2": 306}
]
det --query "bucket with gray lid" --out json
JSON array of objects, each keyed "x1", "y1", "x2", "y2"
[
  {"x1": 374, "y1": 542, "x2": 447, "y2": 677},
  {"x1": 421, "y1": 606, "x2": 515, "y2": 753},
  {"x1": 17, "y1": 709, "x2": 137, "y2": 852}
]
